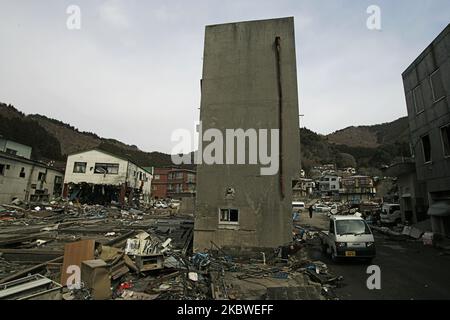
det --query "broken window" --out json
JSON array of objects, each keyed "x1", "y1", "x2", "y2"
[
  {"x1": 94, "y1": 163, "x2": 119, "y2": 174},
  {"x1": 219, "y1": 208, "x2": 239, "y2": 223},
  {"x1": 441, "y1": 124, "x2": 450, "y2": 157},
  {"x1": 0, "y1": 164, "x2": 5, "y2": 176},
  {"x1": 430, "y1": 69, "x2": 446, "y2": 102},
  {"x1": 73, "y1": 162, "x2": 87, "y2": 173},
  {"x1": 421, "y1": 134, "x2": 432, "y2": 163},
  {"x1": 6, "y1": 148, "x2": 17, "y2": 156},
  {"x1": 38, "y1": 172, "x2": 46, "y2": 182},
  {"x1": 413, "y1": 85, "x2": 424, "y2": 114},
  {"x1": 19, "y1": 167, "x2": 26, "y2": 178}
]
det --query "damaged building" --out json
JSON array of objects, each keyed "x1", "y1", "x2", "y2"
[
  {"x1": 63, "y1": 149, "x2": 153, "y2": 205},
  {"x1": 194, "y1": 17, "x2": 301, "y2": 252},
  {"x1": 402, "y1": 24, "x2": 450, "y2": 236},
  {"x1": 0, "y1": 141, "x2": 63, "y2": 203}
]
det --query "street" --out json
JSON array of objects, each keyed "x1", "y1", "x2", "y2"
[{"x1": 298, "y1": 210, "x2": 450, "y2": 300}]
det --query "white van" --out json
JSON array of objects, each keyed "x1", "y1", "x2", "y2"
[
  {"x1": 381, "y1": 204, "x2": 401, "y2": 224},
  {"x1": 320, "y1": 215, "x2": 376, "y2": 262},
  {"x1": 292, "y1": 201, "x2": 306, "y2": 212}
]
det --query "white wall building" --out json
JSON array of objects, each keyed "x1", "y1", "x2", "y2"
[
  {"x1": 319, "y1": 175, "x2": 341, "y2": 193},
  {"x1": 0, "y1": 152, "x2": 63, "y2": 203},
  {"x1": 63, "y1": 149, "x2": 153, "y2": 204}
]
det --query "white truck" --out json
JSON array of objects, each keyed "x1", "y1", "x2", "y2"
[
  {"x1": 380, "y1": 203, "x2": 401, "y2": 224},
  {"x1": 319, "y1": 215, "x2": 376, "y2": 262}
]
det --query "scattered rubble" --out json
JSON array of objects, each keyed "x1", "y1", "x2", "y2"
[{"x1": 0, "y1": 198, "x2": 335, "y2": 300}]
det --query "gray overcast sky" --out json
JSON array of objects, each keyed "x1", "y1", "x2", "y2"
[{"x1": 0, "y1": 0, "x2": 449, "y2": 154}]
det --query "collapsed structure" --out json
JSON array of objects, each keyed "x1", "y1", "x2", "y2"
[
  {"x1": 194, "y1": 17, "x2": 301, "y2": 251},
  {"x1": 63, "y1": 149, "x2": 153, "y2": 205}
]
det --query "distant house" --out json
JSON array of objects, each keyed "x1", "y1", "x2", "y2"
[
  {"x1": 63, "y1": 149, "x2": 152, "y2": 205},
  {"x1": 318, "y1": 174, "x2": 341, "y2": 196},
  {"x1": 0, "y1": 138, "x2": 32, "y2": 159},
  {"x1": 340, "y1": 175, "x2": 376, "y2": 204},
  {"x1": 0, "y1": 145, "x2": 63, "y2": 203},
  {"x1": 292, "y1": 178, "x2": 315, "y2": 200},
  {"x1": 152, "y1": 167, "x2": 196, "y2": 199}
]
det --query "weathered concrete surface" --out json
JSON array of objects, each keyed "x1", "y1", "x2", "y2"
[{"x1": 194, "y1": 17, "x2": 300, "y2": 251}]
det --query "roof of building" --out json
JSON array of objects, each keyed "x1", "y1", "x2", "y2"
[
  {"x1": 402, "y1": 23, "x2": 450, "y2": 77},
  {"x1": 67, "y1": 148, "x2": 152, "y2": 174},
  {"x1": 0, "y1": 151, "x2": 63, "y2": 173}
]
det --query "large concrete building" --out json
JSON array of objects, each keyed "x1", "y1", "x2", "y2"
[
  {"x1": 402, "y1": 24, "x2": 450, "y2": 236},
  {"x1": 194, "y1": 17, "x2": 301, "y2": 251}
]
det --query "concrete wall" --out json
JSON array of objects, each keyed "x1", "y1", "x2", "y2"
[
  {"x1": 0, "y1": 155, "x2": 63, "y2": 203},
  {"x1": 194, "y1": 17, "x2": 300, "y2": 251},
  {"x1": 0, "y1": 139, "x2": 32, "y2": 159}
]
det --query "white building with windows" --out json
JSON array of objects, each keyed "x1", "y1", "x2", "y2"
[
  {"x1": 63, "y1": 149, "x2": 153, "y2": 204},
  {"x1": 0, "y1": 150, "x2": 63, "y2": 203}
]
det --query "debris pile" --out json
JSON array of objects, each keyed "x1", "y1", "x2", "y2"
[{"x1": 0, "y1": 199, "x2": 333, "y2": 300}]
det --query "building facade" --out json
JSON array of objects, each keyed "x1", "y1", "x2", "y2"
[
  {"x1": 0, "y1": 151, "x2": 63, "y2": 203},
  {"x1": 194, "y1": 17, "x2": 301, "y2": 251},
  {"x1": 167, "y1": 169, "x2": 196, "y2": 198},
  {"x1": 318, "y1": 175, "x2": 341, "y2": 196},
  {"x1": 402, "y1": 24, "x2": 450, "y2": 235},
  {"x1": 0, "y1": 138, "x2": 32, "y2": 159},
  {"x1": 63, "y1": 149, "x2": 152, "y2": 205},
  {"x1": 340, "y1": 175, "x2": 376, "y2": 205},
  {"x1": 152, "y1": 167, "x2": 197, "y2": 199}
]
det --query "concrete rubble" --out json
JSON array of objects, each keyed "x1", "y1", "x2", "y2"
[{"x1": 0, "y1": 199, "x2": 336, "y2": 300}]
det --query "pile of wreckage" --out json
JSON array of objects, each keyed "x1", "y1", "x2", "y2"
[{"x1": 0, "y1": 200, "x2": 340, "y2": 300}]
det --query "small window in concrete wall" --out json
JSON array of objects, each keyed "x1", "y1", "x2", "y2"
[
  {"x1": 219, "y1": 208, "x2": 239, "y2": 224},
  {"x1": 94, "y1": 163, "x2": 119, "y2": 174},
  {"x1": 19, "y1": 167, "x2": 26, "y2": 178},
  {"x1": 0, "y1": 164, "x2": 5, "y2": 175},
  {"x1": 413, "y1": 85, "x2": 425, "y2": 114},
  {"x1": 5, "y1": 148, "x2": 17, "y2": 156},
  {"x1": 38, "y1": 172, "x2": 46, "y2": 181},
  {"x1": 421, "y1": 134, "x2": 432, "y2": 163},
  {"x1": 441, "y1": 124, "x2": 450, "y2": 157},
  {"x1": 73, "y1": 162, "x2": 87, "y2": 173},
  {"x1": 430, "y1": 69, "x2": 446, "y2": 102}
]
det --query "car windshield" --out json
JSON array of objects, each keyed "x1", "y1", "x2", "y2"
[{"x1": 336, "y1": 220, "x2": 371, "y2": 235}]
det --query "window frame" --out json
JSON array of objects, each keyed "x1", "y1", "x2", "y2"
[
  {"x1": 429, "y1": 69, "x2": 446, "y2": 103},
  {"x1": 421, "y1": 134, "x2": 432, "y2": 164},
  {"x1": 412, "y1": 84, "x2": 425, "y2": 115},
  {"x1": 218, "y1": 208, "x2": 239, "y2": 225},
  {"x1": 440, "y1": 123, "x2": 450, "y2": 158},
  {"x1": 73, "y1": 162, "x2": 87, "y2": 174},
  {"x1": 94, "y1": 163, "x2": 119, "y2": 175}
]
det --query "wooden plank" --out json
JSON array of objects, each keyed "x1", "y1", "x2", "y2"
[
  {"x1": 60, "y1": 239, "x2": 96, "y2": 285},
  {"x1": 0, "y1": 256, "x2": 63, "y2": 284}
]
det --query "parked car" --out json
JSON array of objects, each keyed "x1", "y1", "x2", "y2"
[
  {"x1": 154, "y1": 201, "x2": 168, "y2": 209},
  {"x1": 319, "y1": 215, "x2": 376, "y2": 262},
  {"x1": 292, "y1": 201, "x2": 306, "y2": 212},
  {"x1": 313, "y1": 203, "x2": 331, "y2": 212},
  {"x1": 169, "y1": 200, "x2": 181, "y2": 209},
  {"x1": 380, "y1": 204, "x2": 401, "y2": 224}
]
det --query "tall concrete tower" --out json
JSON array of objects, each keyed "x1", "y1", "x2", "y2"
[{"x1": 194, "y1": 17, "x2": 300, "y2": 252}]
